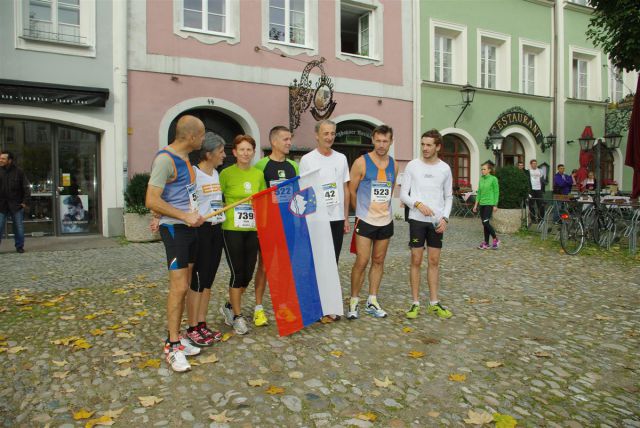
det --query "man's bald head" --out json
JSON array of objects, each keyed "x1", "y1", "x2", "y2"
[{"x1": 175, "y1": 115, "x2": 205, "y2": 141}]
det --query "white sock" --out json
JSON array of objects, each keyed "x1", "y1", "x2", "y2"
[
  {"x1": 368, "y1": 295, "x2": 378, "y2": 306},
  {"x1": 350, "y1": 297, "x2": 359, "y2": 309},
  {"x1": 430, "y1": 300, "x2": 439, "y2": 306},
  {"x1": 255, "y1": 305, "x2": 263, "y2": 311},
  {"x1": 413, "y1": 301, "x2": 420, "y2": 306}
]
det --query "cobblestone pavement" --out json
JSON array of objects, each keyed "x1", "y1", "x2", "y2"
[{"x1": 0, "y1": 218, "x2": 638, "y2": 427}]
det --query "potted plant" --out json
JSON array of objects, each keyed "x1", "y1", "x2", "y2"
[
  {"x1": 492, "y1": 165, "x2": 529, "y2": 233},
  {"x1": 124, "y1": 173, "x2": 159, "y2": 242}
]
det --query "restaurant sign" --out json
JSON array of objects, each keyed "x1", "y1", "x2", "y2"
[
  {"x1": 488, "y1": 107, "x2": 543, "y2": 144},
  {"x1": 0, "y1": 79, "x2": 109, "y2": 108}
]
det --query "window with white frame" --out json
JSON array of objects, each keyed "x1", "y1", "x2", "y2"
[
  {"x1": 573, "y1": 58, "x2": 588, "y2": 99},
  {"x1": 519, "y1": 41, "x2": 550, "y2": 96},
  {"x1": 568, "y1": 0, "x2": 590, "y2": 5},
  {"x1": 430, "y1": 20, "x2": 467, "y2": 85},
  {"x1": 609, "y1": 67, "x2": 624, "y2": 103},
  {"x1": 182, "y1": 0, "x2": 227, "y2": 34},
  {"x1": 340, "y1": 2, "x2": 373, "y2": 57},
  {"x1": 478, "y1": 31, "x2": 510, "y2": 91},
  {"x1": 16, "y1": 0, "x2": 96, "y2": 56},
  {"x1": 269, "y1": 0, "x2": 306, "y2": 45},
  {"x1": 522, "y1": 52, "x2": 535, "y2": 94},
  {"x1": 569, "y1": 47, "x2": 601, "y2": 101}
]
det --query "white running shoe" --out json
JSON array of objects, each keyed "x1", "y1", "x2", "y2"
[
  {"x1": 233, "y1": 315, "x2": 249, "y2": 335},
  {"x1": 346, "y1": 303, "x2": 359, "y2": 320},
  {"x1": 220, "y1": 304, "x2": 234, "y2": 327},
  {"x1": 164, "y1": 344, "x2": 191, "y2": 372},
  {"x1": 365, "y1": 302, "x2": 388, "y2": 318},
  {"x1": 179, "y1": 336, "x2": 201, "y2": 356}
]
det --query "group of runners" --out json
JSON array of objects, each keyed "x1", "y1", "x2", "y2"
[{"x1": 146, "y1": 115, "x2": 454, "y2": 372}]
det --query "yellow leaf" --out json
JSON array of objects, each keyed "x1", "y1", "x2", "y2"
[
  {"x1": 60, "y1": 315, "x2": 76, "y2": 320},
  {"x1": 112, "y1": 289, "x2": 128, "y2": 294},
  {"x1": 51, "y1": 336, "x2": 82, "y2": 346},
  {"x1": 73, "y1": 339, "x2": 92, "y2": 350},
  {"x1": 85, "y1": 415, "x2": 114, "y2": 428},
  {"x1": 373, "y1": 376, "x2": 393, "y2": 388},
  {"x1": 533, "y1": 351, "x2": 551, "y2": 358},
  {"x1": 115, "y1": 368, "x2": 132, "y2": 377},
  {"x1": 356, "y1": 412, "x2": 377, "y2": 422},
  {"x1": 116, "y1": 332, "x2": 135, "y2": 339},
  {"x1": 138, "y1": 396, "x2": 163, "y2": 407},
  {"x1": 248, "y1": 378, "x2": 268, "y2": 387},
  {"x1": 408, "y1": 351, "x2": 425, "y2": 358},
  {"x1": 402, "y1": 327, "x2": 413, "y2": 333},
  {"x1": 464, "y1": 409, "x2": 493, "y2": 425},
  {"x1": 112, "y1": 349, "x2": 128, "y2": 357},
  {"x1": 0, "y1": 347, "x2": 7, "y2": 354},
  {"x1": 221, "y1": 332, "x2": 233, "y2": 342},
  {"x1": 595, "y1": 314, "x2": 612, "y2": 321},
  {"x1": 427, "y1": 411, "x2": 440, "y2": 418},
  {"x1": 131, "y1": 352, "x2": 149, "y2": 358},
  {"x1": 448, "y1": 373, "x2": 467, "y2": 382},
  {"x1": 468, "y1": 298, "x2": 492, "y2": 304},
  {"x1": 19, "y1": 306, "x2": 33, "y2": 311},
  {"x1": 52, "y1": 360, "x2": 68, "y2": 367},
  {"x1": 199, "y1": 354, "x2": 219, "y2": 364},
  {"x1": 90, "y1": 329, "x2": 105, "y2": 336},
  {"x1": 73, "y1": 409, "x2": 95, "y2": 420},
  {"x1": 84, "y1": 314, "x2": 98, "y2": 320},
  {"x1": 52, "y1": 371, "x2": 70, "y2": 379},
  {"x1": 99, "y1": 408, "x2": 125, "y2": 418},
  {"x1": 330, "y1": 350, "x2": 343, "y2": 357},
  {"x1": 485, "y1": 361, "x2": 504, "y2": 368},
  {"x1": 493, "y1": 413, "x2": 518, "y2": 428},
  {"x1": 7, "y1": 346, "x2": 27, "y2": 354},
  {"x1": 135, "y1": 310, "x2": 148, "y2": 317},
  {"x1": 137, "y1": 359, "x2": 161, "y2": 369},
  {"x1": 114, "y1": 358, "x2": 132, "y2": 365},
  {"x1": 0, "y1": 334, "x2": 7, "y2": 341},
  {"x1": 209, "y1": 410, "x2": 234, "y2": 423},
  {"x1": 107, "y1": 324, "x2": 121, "y2": 330},
  {"x1": 41, "y1": 302, "x2": 56, "y2": 307},
  {"x1": 265, "y1": 385, "x2": 285, "y2": 395}
]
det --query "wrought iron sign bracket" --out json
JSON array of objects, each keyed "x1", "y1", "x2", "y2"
[{"x1": 289, "y1": 57, "x2": 337, "y2": 131}]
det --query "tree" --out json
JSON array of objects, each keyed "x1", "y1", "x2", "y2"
[{"x1": 586, "y1": 0, "x2": 640, "y2": 72}]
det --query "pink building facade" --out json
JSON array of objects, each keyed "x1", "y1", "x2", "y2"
[{"x1": 127, "y1": 0, "x2": 415, "y2": 187}]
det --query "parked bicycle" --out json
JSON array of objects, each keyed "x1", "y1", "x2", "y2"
[{"x1": 559, "y1": 197, "x2": 617, "y2": 255}]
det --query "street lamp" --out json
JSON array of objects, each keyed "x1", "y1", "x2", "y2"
[
  {"x1": 541, "y1": 133, "x2": 556, "y2": 153},
  {"x1": 452, "y1": 84, "x2": 476, "y2": 127},
  {"x1": 484, "y1": 132, "x2": 505, "y2": 167}
]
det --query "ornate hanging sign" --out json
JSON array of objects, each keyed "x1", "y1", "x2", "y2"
[
  {"x1": 487, "y1": 106, "x2": 544, "y2": 145},
  {"x1": 289, "y1": 57, "x2": 336, "y2": 130}
]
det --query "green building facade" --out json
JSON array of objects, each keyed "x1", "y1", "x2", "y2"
[{"x1": 419, "y1": 0, "x2": 637, "y2": 192}]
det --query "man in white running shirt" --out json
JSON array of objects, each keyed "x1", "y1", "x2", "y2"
[{"x1": 400, "y1": 129, "x2": 453, "y2": 320}]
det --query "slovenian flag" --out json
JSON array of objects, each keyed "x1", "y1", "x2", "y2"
[{"x1": 253, "y1": 169, "x2": 343, "y2": 336}]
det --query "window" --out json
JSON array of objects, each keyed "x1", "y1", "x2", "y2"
[
  {"x1": 609, "y1": 67, "x2": 624, "y2": 103},
  {"x1": 573, "y1": 58, "x2": 588, "y2": 99},
  {"x1": 441, "y1": 135, "x2": 470, "y2": 187},
  {"x1": 569, "y1": 0, "x2": 590, "y2": 5},
  {"x1": 501, "y1": 136, "x2": 524, "y2": 167},
  {"x1": 569, "y1": 47, "x2": 601, "y2": 101},
  {"x1": 182, "y1": 0, "x2": 227, "y2": 34},
  {"x1": 519, "y1": 40, "x2": 550, "y2": 96},
  {"x1": 481, "y1": 43, "x2": 497, "y2": 89},
  {"x1": 15, "y1": 0, "x2": 96, "y2": 56},
  {"x1": 477, "y1": 30, "x2": 510, "y2": 91},
  {"x1": 340, "y1": 3, "x2": 371, "y2": 57},
  {"x1": 269, "y1": 0, "x2": 305, "y2": 45},
  {"x1": 434, "y1": 35, "x2": 452, "y2": 83},
  {"x1": 522, "y1": 53, "x2": 535, "y2": 95},
  {"x1": 430, "y1": 20, "x2": 467, "y2": 84}
]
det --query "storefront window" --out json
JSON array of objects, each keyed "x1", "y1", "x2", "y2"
[{"x1": 501, "y1": 135, "x2": 524, "y2": 166}]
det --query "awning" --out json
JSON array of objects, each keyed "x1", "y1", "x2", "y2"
[{"x1": 0, "y1": 79, "x2": 109, "y2": 108}]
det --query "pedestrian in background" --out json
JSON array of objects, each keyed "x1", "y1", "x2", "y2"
[
  {"x1": 0, "y1": 151, "x2": 30, "y2": 253},
  {"x1": 473, "y1": 162, "x2": 500, "y2": 250}
]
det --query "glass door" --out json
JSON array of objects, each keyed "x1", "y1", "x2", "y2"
[{"x1": 56, "y1": 126, "x2": 100, "y2": 234}]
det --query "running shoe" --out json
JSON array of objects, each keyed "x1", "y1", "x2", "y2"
[
  {"x1": 253, "y1": 308, "x2": 268, "y2": 327},
  {"x1": 199, "y1": 325, "x2": 223, "y2": 342},
  {"x1": 346, "y1": 303, "x2": 359, "y2": 320},
  {"x1": 427, "y1": 302, "x2": 453, "y2": 319},
  {"x1": 186, "y1": 328, "x2": 213, "y2": 347},
  {"x1": 179, "y1": 336, "x2": 201, "y2": 356},
  {"x1": 477, "y1": 242, "x2": 490, "y2": 250},
  {"x1": 492, "y1": 239, "x2": 501, "y2": 249},
  {"x1": 220, "y1": 304, "x2": 234, "y2": 327},
  {"x1": 406, "y1": 304, "x2": 420, "y2": 319},
  {"x1": 164, "y1": 343, "x2": 191, "y2": 372},
  {"x1": 365, "y1": 301, "x2": 388, "y2": 318},
  {"x1": 233, "y1": 315, "x2": 249, "y2": 335}
]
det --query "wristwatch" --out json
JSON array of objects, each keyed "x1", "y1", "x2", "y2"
[{"x1": 442, "y1": 217, "x2": 449, "y2": 223}]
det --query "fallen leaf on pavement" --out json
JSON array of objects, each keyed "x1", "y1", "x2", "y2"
[
  {"x1": 73, "y1": 339, "x2": 92, "y2": 350},
  {"x1": 209, "y1": 410, "x2": 234, "y2": 423},
  {"x1": 72, "y1": 409, "x2": 95, "y2": 420},
  {"x1": 448, "y1": 373, "x2": 467, "y2": 382},
  {"x1": 90, "y1": 329, "x2": 105, "y2": 336},
  {"x1": 52, "y1": 360, "x2": 68, "y2": 367},
  {"x1": 356, "y1": 412, "x2": 377, "y2": 422},
  {"x1": 138, "y1": 396, "x2": 163, "y2": 407},
  {"x1": 468, "y1": 298, "x2": 492, "y2": 304},
  {"x1": 493, "y1": 412, "x2": 518, "y2": 428},
  {"x1": 595, "y1": 314, "x2": 612, "y2": 321},
  {"x1": 60, "y1": 315, "x2": 76, "y2": 320},
  {"x1": 99, "y1": 408, "x2": 125, "y2": 418},
  {"x1": 221, "y1": 332, "x2": 233, "y2": 342},
  {"x1": 402, "y1": 327, "x2": 413, "y2": 333},
  {"x1": 485, "y1": 361, "x2": 504, "y2": 368},
  {"x1": 112, "y1": 349, "x2": 128, "y2": 357},
  {"x1": 7, "y1": 346, "x2": 27, "y2": 354},
  {"x1": 265, "y1": 386, "x2": 285, "y2": 395},
  {"x1": 330, "y1": 350, "x2": 343, "y2": 357},
  {"x1": 463, "y1": 409, "x2": 493, "y2": 425},
  {"x1": 85, "y1": 415, "x2": 114, "y2": 427},
  {"x1": 533, "y1": 351, "x2": 551, "y2": 358},
  {"x1": 115, "y1": 367, "x2": 132, "y2": 377},
  {"x1": 116, "y1": 332, "x2": 135, "y2": 339},
  {"x1": 288, "y1": 371, "x2": 303, "y2": 379},
  {"x1": 135, "y1": 310, "x2": 148, "y2": 317},
  {"x1": 52, "y1": 336, "x2": 82, "y2": 346},
  {"x1": 427, "y1": 411, "x2": 440, "y2": 418},
  {"x1": 137, "y1": 359, "x2": 161, "y2": 369},
  {"x1": 408, "y1": 351, "x2": 425, "y2": 358},
  {"x1": 114, "y1": 358, "x2": 132, "y2": 365},
  {"x1": 248, "y1": 378, "x2": 267, "y2": 387},
  {"x1": 373, "y1": 376, "x2": 393, "y2": 388},
  {"x1": 52, "y1": 371, "x2": 70, "y2": 379},
  {"x1": 198, "y1": 354, "x2": 219, "y2": 364}
]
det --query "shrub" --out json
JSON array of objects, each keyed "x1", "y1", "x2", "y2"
[
  {"x1": 495, "y1": 165, "x2": 529, "y2": 209},
  {"x1": 124, "y1": 173, "x2": 151, "y2": 214}
]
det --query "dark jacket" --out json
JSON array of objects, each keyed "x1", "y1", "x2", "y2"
[
  {"x1": 553, "y1": 172, "x2": 573, "y2": 195},
  {"x1": 0, "y1": 164, "x2": 30, "y2": 213}
]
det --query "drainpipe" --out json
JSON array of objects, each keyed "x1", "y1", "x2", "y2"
[
  {"x1": 551, "y1": 0, "x2": 557, "y2": 173},
  {"x1": 113, "y1": 0, "x2": 128, "y2": 228},
  {"x1": 553, "y1": 0, "x2": 565, "y2": 173},
  {"x1": 412, "y1": 0, "x2": 421, "y2": 159}
]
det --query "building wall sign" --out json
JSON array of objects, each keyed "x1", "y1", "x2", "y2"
[
  {"x1": 289, "y1": 58, "x2": 337, "y2": 131},
  {"x1": 488, "y1": 106, "x2": 543, "y2": 144},
  {"x1": 0, "y1": 79, "x2": 109, "y2": 108}
]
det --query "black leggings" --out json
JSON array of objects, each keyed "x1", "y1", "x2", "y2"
[
  {"x1": 330, "y1": 220, "x2": 345, "y2": 263},
  {"x1": 190, "y1": 223, "x2": 223, "y2": 292},
  {"x1": 479, "y1": 205, "x2": 497, "y2": 243},
  {"x1": 222, "y1": 230, "x2": 258, "y2": 288}
]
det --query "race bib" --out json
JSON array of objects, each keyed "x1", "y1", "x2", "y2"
[
  {"x1": 322, "y1": 183, "x2": 339, "y2": 206},
  {"x1": 186, "y1": 182, "x2": 199, "y2": 211},
  {"x1": 371, "y1": 181, "x2": 392, "y2": 203},
  {"x1": 234, "y1": 203, "x2": 255, "y2": 229},
  {"x1": 208, "y1": 200, "x2": 226, "y2": 224},
  {"x1": 271, "y1": 179, "x2": 294, "y2": 204}
]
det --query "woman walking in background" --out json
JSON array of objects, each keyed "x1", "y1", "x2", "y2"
[{"x1": 473, "y1": 162, "x2": 500, "y2": 250}]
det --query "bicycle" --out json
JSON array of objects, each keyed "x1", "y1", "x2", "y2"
[{"x1": 559, "y1": 196, "x2": 617, "y2": 255}]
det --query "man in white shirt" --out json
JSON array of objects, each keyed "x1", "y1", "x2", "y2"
[
  {"x1": 400, "y1": 129, "x2": 453, "y2": 320},
  {"x1": 525, "y1": 159, "x2": 545, "y2": 222}
]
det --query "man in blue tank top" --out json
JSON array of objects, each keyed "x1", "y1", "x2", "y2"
[
  {"x1": 146, "y1": 115, "x2": 206, "y2": 372},
  {"x1": 347, "y1": 125, "x2": 397, "y2": 320}
]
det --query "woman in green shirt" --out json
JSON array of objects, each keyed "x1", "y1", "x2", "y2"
[
  {"x1": 219, "y1": 135, "x2": 266, "y2": 335},
  {"x1": 473, "y1": 162, "x2": 500, "y2": 250}
]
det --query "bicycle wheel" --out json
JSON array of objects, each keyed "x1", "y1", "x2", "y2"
[
  {"x1": 597, "y1": 212, "x2": 617, "y2": 249},
  {"x1": 560, "y1": 218, "x2": 585, "y2": 255}
]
